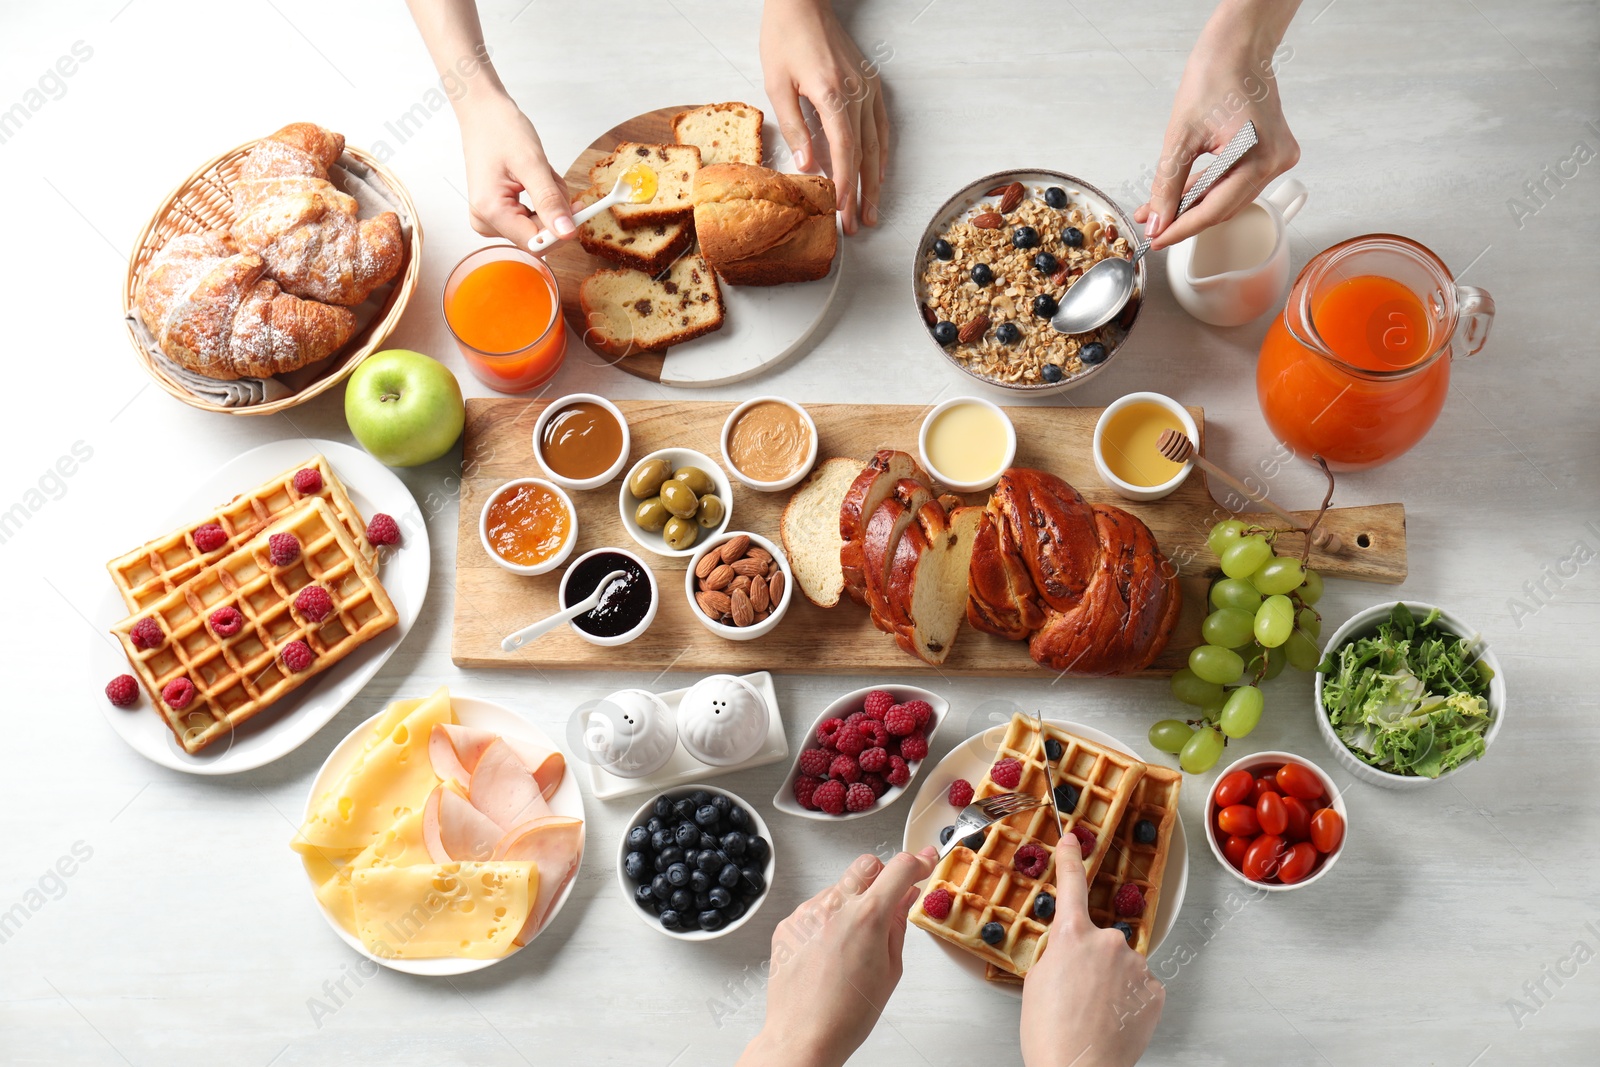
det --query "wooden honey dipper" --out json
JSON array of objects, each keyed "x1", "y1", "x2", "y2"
[{"x1": 1157, "y1": 429, "x2": 1344, "y2": 554}]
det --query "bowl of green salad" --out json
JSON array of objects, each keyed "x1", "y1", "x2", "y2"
[{"x1": 1314, "y1": 602, "x2": 1503, "y2": 789}]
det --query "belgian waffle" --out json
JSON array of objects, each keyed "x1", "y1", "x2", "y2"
[
  {"x1": 106, "y1": 454, "x2": 374, "y2": 612},
  {"x1": 909, "y1": 714, "x2": 1145, "y2": 977},
  {"x1": 985, "y1": 762, "x2": 1182, "y2": 984},
  {"x1": 111, "y1": 498, "x2": 397, "y2": 753}
]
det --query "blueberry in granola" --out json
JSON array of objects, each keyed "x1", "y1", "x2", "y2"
[
  {"x1": 1011, "y1": 226, "x2": 1040, "y2": 250},
  {"x1": 1032, "y1": 252, "x2": 1059, "y2": 275},
  {"x1": 1041, "y1": 363, "x2": 1063, "y2": 383},
  {"x1": 933, "y1": 321, "x2": 958, "y2": 346},
  {"x1": 1044, "y1": 186, "x2": 1068, "y2": 209},
  {"x1": 995, "y1": 322, "x2": 1021, "y2": 345},
  {"x1": 1031, "y1": 293, "x2": 1057, "y2": 319},
  {"x1": 971, "y1": 263, "x2": 994, "y2": 287},
  {"x1": 1081, "y1": 341, "x2": 1108, "y2": 364},
  {"x1": 933, "y1": 238, "x2": 954, "y2": 261},
  {"x1": 1062, "y1": 226, "x2": 1084, "y2": 248}
]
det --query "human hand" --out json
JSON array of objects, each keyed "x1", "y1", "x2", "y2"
[
  {"x1": 455, "y1": 93, "x2": 576, "y2": 252},
  {"x1": 760, "y1": 0, "x2": 888, "y2": 233},
  {"x1": 737, "y1": 847, "x2": 937, "y2": 1067},
  {"x1": 1019, "y1": 836, "x2": 1164, "y2": 1067},
  {"x1": 1134, "y1": 0, "x2": 1301, "y2": 250}
]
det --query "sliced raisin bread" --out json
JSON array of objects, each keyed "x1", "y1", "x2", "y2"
[
  {"x1": 578, "y1": 253, "x2": 724, "y2": 357},
  {"x1": 589, "y1": 143, "x2": 701, "y2": 229},
  {"x1": 890, "y1": 506, "x2": 984, "y2": 665},
  {"x1": 780, "y1": 457, "x2": 861, "y2": 608},
  {"x1": 838, "y1": 450, "x2": 928, "y2": 604},
  {"x1": 574, "y1": 186, "x2": 692, "y2": 274},
  {"x1": 672, "y1": 102, "x2": 764, "y2": 166}
]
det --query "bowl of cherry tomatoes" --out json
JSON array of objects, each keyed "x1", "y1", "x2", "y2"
[{"x1": 1205, "y1": 751, "x2": 1347, "y2": 892}]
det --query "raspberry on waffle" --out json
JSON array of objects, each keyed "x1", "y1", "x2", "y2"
[
  {"x1": 909, "y1": 713, "x2": 1146, "y2": 979},
  {"x1": 106, "y1": 455, "x2": 375, "y2": 612},
  {"x1": 110, "y1": 498, "x2": 397, "y2": 754}
]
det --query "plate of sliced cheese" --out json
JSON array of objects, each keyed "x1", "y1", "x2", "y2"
[{"x1": 292, "y1": 688, "x2": 585, "y2": 975}]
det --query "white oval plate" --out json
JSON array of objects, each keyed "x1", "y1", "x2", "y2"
[
  {"x1": 301, "y1": 695, "x2": 585, "y2": 975},
  {"x1": 902, "y1": 718, "x2": 1188, "y2": 996},
  {"x1": 772, "y1": 684, "x2": 951, "y2": 822},
  {"x1": 92, "y1": 438, "x2": 429, "y2": 774}
]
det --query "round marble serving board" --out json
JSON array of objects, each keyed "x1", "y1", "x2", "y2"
[{"x1": 548, "y1": 105, "x2": 842, "y2": 388}]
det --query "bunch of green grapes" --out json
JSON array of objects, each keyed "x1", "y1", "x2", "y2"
[{"x1": 1149, "y1": 519, "x2": 1326, "y2": 774}]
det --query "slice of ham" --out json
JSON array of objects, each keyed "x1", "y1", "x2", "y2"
[
  {"x1": 494, "y1": 816, "x2": 584, "y2": 945},
  {"x1": 431, "y1": 725, "x2": 567, "y2": 800},
  {"x1": 421, "y1": 783, "x2": 503, "y2": 863},
  {"x1": 469, "y1": 739, "x2": 557, "y2": 830}
]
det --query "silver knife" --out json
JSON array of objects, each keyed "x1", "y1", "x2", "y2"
[{"x1": 1034, "y1": 710, "x2": 1064, "y2": 839}]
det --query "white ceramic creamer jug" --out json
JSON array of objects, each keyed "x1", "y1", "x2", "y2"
[{"x1": 1167, "y1": 177, "x2": 1307, "y2": 327}]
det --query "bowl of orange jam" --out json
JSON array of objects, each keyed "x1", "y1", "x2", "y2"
[
  {"x1": 478, "y1": 478, "x2": 579, "y2": 576},
  {"x1": 534, "y1": 393, "x2": 631, "y2": 492}
]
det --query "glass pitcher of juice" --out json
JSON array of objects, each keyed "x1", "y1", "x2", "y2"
[{"x1": 1256, "y1": 234, "x2": 1493, "y2": 470}]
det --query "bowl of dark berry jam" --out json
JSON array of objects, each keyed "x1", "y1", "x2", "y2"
[{"x1": 558, "y1": 548, "x2": 659, "y2": 647}]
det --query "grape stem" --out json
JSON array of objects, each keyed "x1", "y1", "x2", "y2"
[{"x1": 1300, "y1": 455, "x2": 1339, "y2": 566}]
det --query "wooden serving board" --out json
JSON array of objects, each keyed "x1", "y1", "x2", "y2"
[
  {"x1": 548, "y1": 105, "x2": 842, "y2": 388},
  {"x1": 452, "y1": 399, "x2": 1406, "y2": 677}
]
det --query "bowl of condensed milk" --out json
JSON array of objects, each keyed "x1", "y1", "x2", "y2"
[
  {"x1": 918, "y1": 396, "x2": 1016, "y2": 493},
  {"x1": 721, "y1": 396, "x2": 818, "y2": 492}
]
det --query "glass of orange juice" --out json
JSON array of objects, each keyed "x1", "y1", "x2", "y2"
[
  {"x1": 1257, "y1": 234, "x2": 1494, "y2": 470},
  {"x1": 443, "y1": 245, "x2": 568, "y2": 393}
]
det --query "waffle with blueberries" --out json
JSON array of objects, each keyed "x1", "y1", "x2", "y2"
[
  {"x1": 987, "y1": 761, "x2": 1181, "y2": 983},
  {"x1": 910, "y1": 714, "x2": 1145, "y2": 978}
]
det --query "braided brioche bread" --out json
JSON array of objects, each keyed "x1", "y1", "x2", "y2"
[{"x1": 968, "y1": 470, "x2": 1182, "y2": 675}]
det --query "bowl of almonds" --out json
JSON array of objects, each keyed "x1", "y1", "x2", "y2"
[
  {"x1": 684, "y1": 532, "x2": 793, "y2": 641},
  {"x1": 914, "y1": 169, "x2": 1145, "y2": 393}
]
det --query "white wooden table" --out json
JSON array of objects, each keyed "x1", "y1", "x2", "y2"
[{"x1": 3, "y1": 2, "x2": 1597, "y2": 1064}]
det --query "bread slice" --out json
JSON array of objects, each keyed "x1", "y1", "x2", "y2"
[
  {"x1": 861, "y1": 481, "x2": 935, "y2": 632},
  {"x1": 589, "y1": 143, "x2": 701, "y2": 230},
  {"x1": 780, "y1": 457, "x2": 859, "y2": 608},
  {"x1": 839, "y1": 450, "x2": 927, "y2": 604},
  {"x1": 574, "y1": 186, "x2": 692, "y2": 274},
  {"x1": 892, "y1": 506, "x2": 985, "y2": 665},
  {"x1": 673, "y1": 102, "x2": 764, "y2": 166},
  {"x1": 578, "y1": 253, "x2": 724, "y2": 357},
  {"x1": 692, "y1": 164, "x2": 816, "y2": 265}
]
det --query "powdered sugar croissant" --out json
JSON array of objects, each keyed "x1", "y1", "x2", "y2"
[
  {"x1": 230, "y1": 123, "x2": 403, "y2": 307},
  {"x1": 136, "y1": 231, "x2": 355, "y2": 379}
]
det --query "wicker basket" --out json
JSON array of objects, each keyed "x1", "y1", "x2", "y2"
[{"x1": 122, "y1": 140, "x2": 423, "y2": 417}]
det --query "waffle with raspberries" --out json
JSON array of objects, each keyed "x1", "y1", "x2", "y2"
[
  {"x1": 986, "y1": 761, "x2": 1181, "y2": 983},
  {"x1": 106, "y1": 454, "x2": 375, "y2": 612},
  {"x1": 909, "y1": 713, "x2": 1145, "y2": 978},
  {"x1": 110, "y1": 498, "x2": 397, "y2": 753}
]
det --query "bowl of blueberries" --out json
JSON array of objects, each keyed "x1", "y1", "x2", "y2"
[
  {"x1": 618, "y1": 785, "x2": 775, "y2": 940},
  {"x1": 913, "y1": 169, "x2": 1145, "y2": 395}
]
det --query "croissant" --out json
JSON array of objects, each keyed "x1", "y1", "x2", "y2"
[
  {"x1": 230, "y1": 123, "x2": 403, "y2": 306},
  {"x1": 136, "y1": 231, "x2": 355, "y2": 380},
  {"x1": 967, "y1": 470, "x2": 1182, "y2": 676}
]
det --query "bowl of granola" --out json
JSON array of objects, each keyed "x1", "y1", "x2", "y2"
[{"x1": 914, "y1": 170, "x2": 1144, "y2": 392}]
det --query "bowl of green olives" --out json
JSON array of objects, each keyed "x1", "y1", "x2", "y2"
[{"x1": 619, "y1": 449, "x2": 734, "y2": 558}]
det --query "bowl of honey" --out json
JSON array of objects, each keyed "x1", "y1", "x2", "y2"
[
  {"x1": 479, "y1": 478, "x2": 579, "y2": 576},
  {"x1": 533, "y1": 393, "x2": 631, "y2": 492},
  {"x1": 1091, "y1": 392, "x2": 1197, "y2": 502}
]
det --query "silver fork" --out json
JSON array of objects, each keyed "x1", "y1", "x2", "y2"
[{"x1": 937, "y1": 792, "x2": 1047, "y2": 858}]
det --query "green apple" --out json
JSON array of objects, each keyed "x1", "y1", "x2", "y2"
[{"x1": 345, "y1": 349, "x2": 465, "y2": 467}]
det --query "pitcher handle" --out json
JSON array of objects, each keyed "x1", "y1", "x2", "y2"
[
  {"x1": 1264, "y1": 177, "x2": 1308, "y2": 223},
  {"x1": 1455, "y1": 285, "x2": 1494, "y2": 358}
]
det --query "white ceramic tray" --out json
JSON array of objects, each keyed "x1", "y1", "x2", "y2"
[
  {"x1": 902, "y1": 717, "x2": 1189, "y2": 997},
  {"x1": 299, "y1": 695, "x2": 585, "y2": 976},
  {"x1": 93, "y1": 438, "x2": 429, "y2": 774},
  {"x1": 582, "y1": 672, "x2": 787, "y2": 800}
]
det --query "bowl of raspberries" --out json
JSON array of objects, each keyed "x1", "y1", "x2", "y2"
[
  {"x1": 773, "y1": 686, "x2": 950, "y2": 820},
  {"x1": 617, "y1": 785, "x2": 775, "y2": 940}
]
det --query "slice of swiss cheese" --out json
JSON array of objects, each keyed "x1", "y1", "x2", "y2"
[
  {"x1": 313, "y1": 808, "x2": 433, "y2": 935},
  {"x1": 350, "y1": 861, "x2": 537, "y2": 959},
  {"x1": 292, "y1": 688, "x2": 453, "y2": 857}
]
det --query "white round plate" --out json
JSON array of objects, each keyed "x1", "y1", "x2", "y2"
[
  {"x1": 92, "y1": 438, "x2": 429, "y2": 774},
  {"x1": 301, "y1": 695, "x2": 586, "y2": 975},
  {"x1": 656, "y1": 236, "x2": 842, "y2": 388},
  {"x1": 902, "y1": 718, "x2": 1189, "y2": 996}
]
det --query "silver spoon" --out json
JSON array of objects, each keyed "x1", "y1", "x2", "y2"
[
  {"x1": 1050, "y1": 121, "x2": 1259, "y2": 335},
  {"x1": 501, "y1": 570, "x2": 627, "y2": 651}
]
